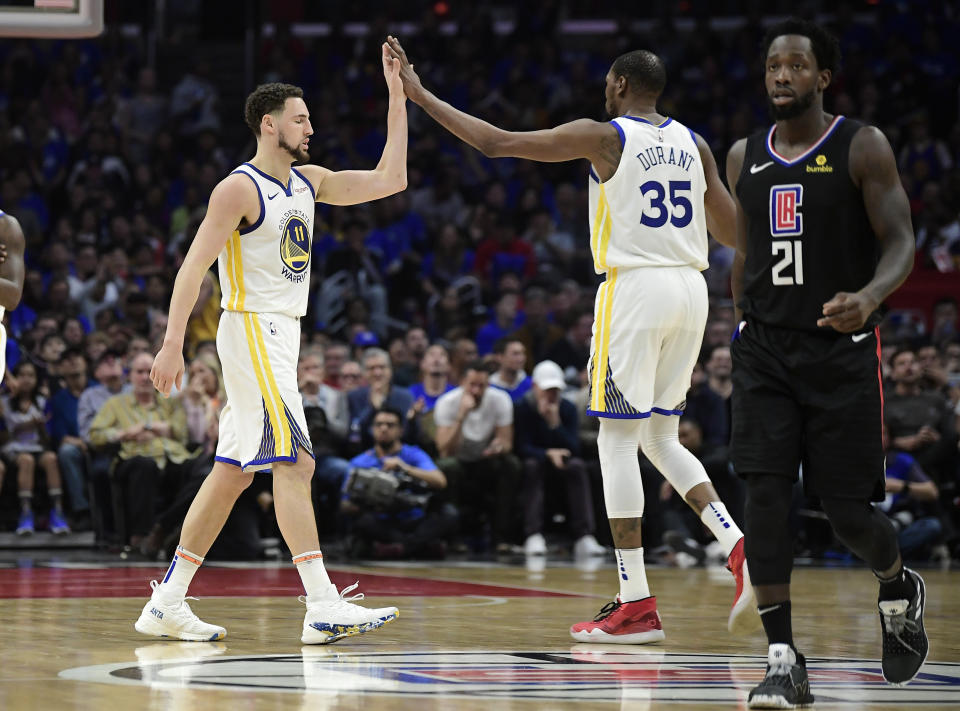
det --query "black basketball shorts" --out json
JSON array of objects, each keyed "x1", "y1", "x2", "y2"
[{"x1": 730, "y1": 319, "x2": 885, "y2": 501}]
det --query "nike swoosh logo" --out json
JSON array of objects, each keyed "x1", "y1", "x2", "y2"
[
  {"x1": 750, "y1": 162, "x2": 774, "y2": 174},
  {"x1": 268, "y1": 192, "x2": 279, "y2": 200},
  {"x1": 851, "y1": 333, "x2": 871, "y2": 343}
]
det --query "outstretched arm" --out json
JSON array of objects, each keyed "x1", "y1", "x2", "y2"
[
  {"x1": 0, "y1": 214, "x2": 25, "y2": 311},
  {"x1": 817, "y1": 126, "x2": 915, "y2": 332},
  {"x1": 300, "y1": 43, "x2": 407, "y2": 206},
  {"x1": 386, "y1": 35, "x2": 616, "y2": 169}
]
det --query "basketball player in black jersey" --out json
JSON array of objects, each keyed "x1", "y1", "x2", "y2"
[{"x1": 726, "y1": 18, "x2": 925, "y2": 708}]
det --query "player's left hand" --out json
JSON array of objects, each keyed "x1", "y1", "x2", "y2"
[
  {"x1": 817, "y1": 291, "x2": 878, "y2": 333},
  {"x1": 385, "y1": 35, "x2": 425, "y2": 103}
]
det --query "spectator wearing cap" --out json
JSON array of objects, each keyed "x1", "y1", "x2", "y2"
[
  {"x1": 350, "y1": 329, "x2": 380, "y2": 362},
  {"x1": 346, "y1": 348, "x2": 415, "y2": 457},
  {"x1": 489, "y1": 338, "x2": 533, "y2": 403},
  {"x1": 514, "y1": 360, "x2": 603, "y2": 557}
]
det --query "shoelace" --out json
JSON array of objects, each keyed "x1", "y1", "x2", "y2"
[
  {"x1": 593, "y1": 599, "x2": 622, "y2": 622},
  {"x1": 882, "y1": 607, "x2": 922, "y2": 656},
  {"x1": 299, "y1": 581, "x2": 366, "y2": 607}
]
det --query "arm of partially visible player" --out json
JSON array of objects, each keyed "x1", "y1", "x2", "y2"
[
  {"x1": 697, "y1": 133, "x2": 736, "y2": 249},
  {"x1": 818, "y1": 126, "x2": 915, "y2": 333},
  {"x1": 301, "y1": 43, "x2": 407, "y2": 206},
  {"x1": 725, "y1": 139, "x2": 748, "y2": 324},
  {"x1": 0, "y1": 215, "x2": 26, "y2": 311},
  {"x1": 386, "y1": 35, "x2": 617, "y2": 167},
  {"x1": 152, "y1": 175, "x2": 256, "y2": 396}
]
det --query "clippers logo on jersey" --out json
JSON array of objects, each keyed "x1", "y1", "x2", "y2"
[
  {"x1": 279, "y1": 210, "x2": 311, "y2": 282},
  {"x1": 769, "y1": 185, "x2": 804, "y2": 237}
]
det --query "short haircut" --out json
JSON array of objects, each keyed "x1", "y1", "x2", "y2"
[
  {"x1": 890, "y1": 346, "x2": 916, "y2": 365},
  {"x1": 611, "y1": 50, "x2": 667, "y2": 97},
  {"x1": 373, "y1": 406, "x2": 404, "y2": 425},
  {"x1": 244, "y1": 83, "x2": 304, "y2": 137},
  {"x1": 463, "y1": 358, "x2": 493, "y2": 377},
  {"x1": 762, "y1": 18, "x2": 841, "y2": 75},
  {"x1": 361, "y1": 347, "x2": 391, "y2": 369},
  {"x1": 492, "y1": 337, "x2": 523, "y2": 355}
]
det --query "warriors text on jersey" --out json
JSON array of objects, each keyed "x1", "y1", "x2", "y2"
[
  {"x1": 734, "y1": 116, "x2": 880, "y2": 332},
  {"x1": 218, "y1": 163, "x2": 315, "y2": 319},
  {"x1": 588, "y1": 116, "x2": 708, "y2": 274}
]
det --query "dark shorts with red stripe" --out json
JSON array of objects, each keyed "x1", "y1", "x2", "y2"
[{"x1": 730, "y1": 318, "x2": 885, "y2": 501}]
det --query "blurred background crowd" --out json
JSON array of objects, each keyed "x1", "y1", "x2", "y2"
[{"x1": 0, "y1": 0, "x2": 957, "y2": 567}]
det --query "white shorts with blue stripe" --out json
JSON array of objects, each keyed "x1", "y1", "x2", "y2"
[
  {"x1": 587, "y1": 265, "x2": 707, "y2": 419},
  {"x1": 215, "y1": 311, "x2": 313, "y2": 472}
]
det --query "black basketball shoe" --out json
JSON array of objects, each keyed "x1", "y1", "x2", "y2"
[
  {"x1": 748, "y1": 643, "x2": 815, "y2": 709},
  {"x1": 879, "y1": 567, "x2": 928, "y2": 685}
]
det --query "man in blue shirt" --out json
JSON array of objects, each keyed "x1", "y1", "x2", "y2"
[{"x1": 344, "y1": 406, "x2": 457, "y2": 559}]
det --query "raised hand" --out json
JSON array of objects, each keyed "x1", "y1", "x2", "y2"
[
  {"x1": 385, "y1": 35, "x2": 425, "y2": 103},
  {"x1": 381, "y1": 41, "x2": 403, "y2": 96}
]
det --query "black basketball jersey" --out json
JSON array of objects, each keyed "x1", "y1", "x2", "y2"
[{"x1": 735, "y1": 116, "x2": 880, "y2": 333}]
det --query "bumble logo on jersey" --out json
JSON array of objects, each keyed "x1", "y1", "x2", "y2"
[{"x1": 279, "y1": 209, "x2": 311, "y2": 283}]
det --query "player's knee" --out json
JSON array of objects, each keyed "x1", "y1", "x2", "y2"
[
  {"x1": 743, "y1": 474, "x2": 793, "y2": 568},
  {"x1": 821, "y1": 496, "x2": 873, "y2": 543}
]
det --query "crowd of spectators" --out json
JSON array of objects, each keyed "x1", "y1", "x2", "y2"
[{"x1": 0, "y1": 3, "x2": 958, "y2": 565}]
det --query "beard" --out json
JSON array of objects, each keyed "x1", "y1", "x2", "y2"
[
  {"x1": 278, "y1": 131, "x2": 309, "y2": 163},
  {"x1": 767, "y1": 88, "x2": 816, "y2": 120}
]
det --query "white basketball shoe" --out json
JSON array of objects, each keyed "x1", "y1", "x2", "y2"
[
  {"x1": 301, "y1": 581, "x2": 399, "y2": 644},
  {"x1": 134, "y1": 580, "x2": 227, "y2": 642}
]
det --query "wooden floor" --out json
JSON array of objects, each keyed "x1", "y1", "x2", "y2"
[{"x1": 1, "y1": 559, "x2": 958, "y2": 710}]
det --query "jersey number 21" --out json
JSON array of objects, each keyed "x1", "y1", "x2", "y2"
[{"x1": 769, "y1": 185, "x2": 804, "y2": 286}]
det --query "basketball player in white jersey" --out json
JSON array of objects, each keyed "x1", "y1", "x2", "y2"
[
  {"x1": 387, "y1": 38, "x2": 759, "y2": 641},
  {"x1": 136, "y1": 44, "x2": 408, "y2": 644},
  {"x1": 0, "y1": 210, "x2": 25, "y2": 381}
]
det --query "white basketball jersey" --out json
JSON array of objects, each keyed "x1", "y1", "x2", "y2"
[
  {"x1": 218, "y1": 163, "x2": 315, "y2": 318},
  {"x1": 588, "y1": 116, "x2": 708, "y2": 274}
]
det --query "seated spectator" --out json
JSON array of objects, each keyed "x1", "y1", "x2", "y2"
[
  {"x1": 508, "y1": 286, "x2": 565, "y2": 371},
  {"x1": 387, "y1": 335, "x2": 417, "y2": 388},
  {"x1": 475, "y1": 290, "x2": 522, "y2": 356},
  {"x1": 515, "y1": 360, "x2": 604, "y2": 557},
  {"x1": 885, "y1": 346, "x2": 958, "y2": 487},
  {"x1": 346, "y1": 347, "x2": 415, "y2": 456},
  {"x1": 48, "y1": 348, "x2": 92, "y2": 529},
  {"x1": 434, "y1": 359, "x2": 521, "y2": 551},
  {"x1": 880, "y1": 426, "x2": 943, "y2": 561},
  {"x1": 181, "y1": 352, "x2": 224, "y2": 452},
  {"x1": 342, "y1": 406, "x2": 456, "y2": 559},
  {"x1": 339, "y1": 360, "x2": 364, "y2": 392},
  {"x1": 545, "y1": 308, "x2": 592, "y2": 381},
  {"x1": 2, "y1": 361, "x2": 69, "y2": 535},
  {"x1": 409, "y1": 344, "x2": 456, "y2": 415},
  {"x1": 322, "y1": 342, "x2": 349, "y2": 389},
  {"x1": 489, "y1": 337, "x2": 533, "y2": 402},
  {"x1": 88, "y1": 352, "x2": 194, "y2": 548},
  {"x1": 449, "y1": 337, "x2": 479, "y2": 383}
]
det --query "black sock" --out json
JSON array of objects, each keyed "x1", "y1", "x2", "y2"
[
  {"x1": 759, "y1": 600, "x2": 794, "y2": 650},
  {"x1": 876, "y1": 566, "x2": 916, "y2": 601}
]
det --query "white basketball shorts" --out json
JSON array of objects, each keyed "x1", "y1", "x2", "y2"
[
  {"x1": 587, "y1": 265, "x2": 707, "y2": 419},
  {"x1": 215, "y1": 311, "x2": 313, "y2": 471}
]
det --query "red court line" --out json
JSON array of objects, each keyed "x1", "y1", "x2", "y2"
[{"x1": 0, "y1": 567, "x2": 582, "y2": 599}]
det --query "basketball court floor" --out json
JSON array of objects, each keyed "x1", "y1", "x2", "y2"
[{"x1": 1, "y1": 556, "x2": 958, "y2": 710}]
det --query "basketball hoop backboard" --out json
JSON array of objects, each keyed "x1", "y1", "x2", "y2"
[{"x1": 0, "y1": 0, "x2": 103, "y2": 38}]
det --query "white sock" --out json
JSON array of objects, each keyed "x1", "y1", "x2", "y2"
[
  {"x1": 293, "y1": 550, "x2": 333, "y2": 600},
  {"x1": 155, "y1": 545, "x2": 203, "y2": 604},
  {"x1": 615, "y1": 547, "x2": 650, "y2": 602},
  {"x1": 700, "y1": 502, "x2": 742, "y2": 557}
]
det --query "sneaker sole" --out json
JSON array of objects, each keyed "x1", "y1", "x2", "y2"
[
  {"x1": 134, "y1": 613, "x2": 226, "y2": 642},
  {"x1": 881, "y1": 569, "x2": 929, "y2": 686},
  {"x1": 301, "y1": 610, "x2": 399, "y2": 645},
  {"x1": 569, "y1": 628, "x2": 666, "y2": 644},
  {"x1": 729, "y1": 562, "x2": 762, "y2": 635},
  {"x1": 748, "y1": 692, "x2": 815, "y2": 708}
]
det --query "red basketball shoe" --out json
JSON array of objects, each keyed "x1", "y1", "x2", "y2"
[
  {"x1": 570, "y1": 595, "x2": 665, "y2": 644},
  {"x1": 727, "y1": 537, "x2": 761, "y2": 634}
]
